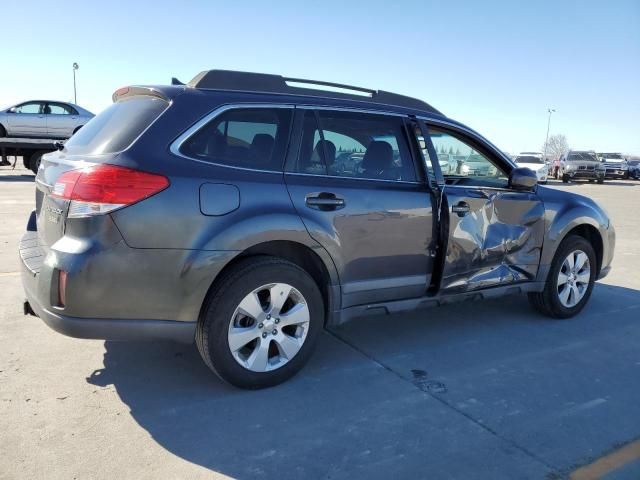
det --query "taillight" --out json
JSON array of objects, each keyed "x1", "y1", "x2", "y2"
[{"x1": 51, "y1": 164, "x2": 169, "y2": 217}]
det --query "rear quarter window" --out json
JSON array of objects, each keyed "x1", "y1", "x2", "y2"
[
  {"x1": 63, "y1": 96, "x2": 168, "y2": 155},
  {"x1": 177, "y1": 108, "x2": 293, "y2": 172}
]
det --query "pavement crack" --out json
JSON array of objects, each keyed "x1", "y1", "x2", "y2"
[{"x1": 326, "y1": 328, "x2": 562, "y2": 476}]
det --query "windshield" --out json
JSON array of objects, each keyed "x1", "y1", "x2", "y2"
[
  {"x1": 64, "y1": 96, "x2": 169, "y2": 155},
  {"x1": 515, "y1": 155, "x2": 544, "y2": 164},
  {"x1": 600, "y1": 153, "x2": 623, "y2": 159},
  {"x1": 567, "y1": 152, "x2": 597, "y2": 162}
]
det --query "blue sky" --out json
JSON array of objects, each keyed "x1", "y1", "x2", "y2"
[{"x1": 3, "y1": 0, "x2": 639, "y2": 153}]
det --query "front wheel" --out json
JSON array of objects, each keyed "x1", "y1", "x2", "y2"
[
  {"x1": 562, "y1": 174, "x2": 569, "y2": 183},
  {"x1": 196, "y1": 256, "x2": 324, "y2": 389},
  {"x1": 597, "y1": 178, "x2": 604, "y2": 184},
  {"x1": 528, "y1": 235, "x2": 597, "y2": 318}
]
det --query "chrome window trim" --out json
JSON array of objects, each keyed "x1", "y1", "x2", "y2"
[
  {"x1": 169, "y1": 103, "x2": 295, "y2": 171},
  {"x1": 284, "y1": 171, "x2": 422, "y2": 186}
]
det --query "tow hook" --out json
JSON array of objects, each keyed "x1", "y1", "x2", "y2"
[{"x1": 23, "y1": 300, "x2": 36, "y2": 317}]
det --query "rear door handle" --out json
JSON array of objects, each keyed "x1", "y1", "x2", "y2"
[
  {"x1": 305, "y1": 193, "x2": 345, "y2": 211},
  {"x1": 452, "y1": 201, "x2": 470, "y2": 216}
]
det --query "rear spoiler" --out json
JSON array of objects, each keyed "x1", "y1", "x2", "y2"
[{"x1": 111, "y1": 86, "x2": 171, "y2": 103}]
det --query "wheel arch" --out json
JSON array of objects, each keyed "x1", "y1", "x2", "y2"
[{"x1": 197, "y1": 240, "x2": 340, "y2": 326}]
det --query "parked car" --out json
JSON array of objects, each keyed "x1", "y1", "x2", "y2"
[
  {"x1": 628, "y1": 160, "x2": 640, "y2": 179},
  {"x1": 597, "y1": 152, "x2": 629, "y2": 179},
  {"x1": 0, "y1": 100, "x2": 94, "y2": 139},
  {"x1": 20, "y1": 70, "x2": 615, "y2": 389},
  {"x1": 513, "y1": 152, "x2": 549, "y2": 183},
  {"x1": 436, "y1": 153, "x2": 454, "y2": 174},
  {"x1": 559, "y1": 150, "x2": 606, "y2": 183},
  {"x1": 461, "y1": 154, "x2": 498, "y2": 176}
]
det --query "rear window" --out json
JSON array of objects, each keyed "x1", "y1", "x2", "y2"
[{"x1": 63, "y1": 96, "x2": 168, "y2": 155}]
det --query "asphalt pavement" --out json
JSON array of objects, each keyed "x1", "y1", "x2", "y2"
[{"x1": 1, "y1": 165, "x2": 639, "y2": 479}]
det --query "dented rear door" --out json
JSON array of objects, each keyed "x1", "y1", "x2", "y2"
[{"x1": 440, "y1": 185, "x2": 545, "y2": 292}]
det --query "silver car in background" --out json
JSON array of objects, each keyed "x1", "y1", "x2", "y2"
[{"x1": 0, "y1": 100, "x2": 94, "y2": 139}]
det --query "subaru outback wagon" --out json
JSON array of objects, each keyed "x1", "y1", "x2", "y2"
[{"x1": 20, "y1": 70, "x2": 615, "y2": 388}]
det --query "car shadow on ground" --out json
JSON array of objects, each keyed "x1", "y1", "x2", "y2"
[{"x1": 86, "y1": 283, "x2": 640, "y2": 479}]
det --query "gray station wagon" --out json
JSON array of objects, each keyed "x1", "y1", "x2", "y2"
[{"x1": 20, "y1": 70, "x2": 615, "y2": 388}]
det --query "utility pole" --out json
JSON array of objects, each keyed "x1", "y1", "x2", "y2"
[
  {"x1": 543, "y1": 108, "x2": 555, "y2": 161},
  {"x1": 72, "y1": 63, "x2": 79, "y2": 104}
]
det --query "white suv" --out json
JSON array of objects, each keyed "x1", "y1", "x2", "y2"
[{"x1": 513, "y1": 152, "x2": 548, "y2": 183}]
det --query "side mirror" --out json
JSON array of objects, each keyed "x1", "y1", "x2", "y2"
[
  {"x1": 509, "y1": 167, "x2": 538, "y2": 191},
  {"x1": 8, "y1": 107, "x2": 16, "y2": 113}
]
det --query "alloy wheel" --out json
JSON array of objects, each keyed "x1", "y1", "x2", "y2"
[
  {"x1": 227, "y1": 283, "x2": 310, "y2": 372},
  {"x1": 557, "y1": 250, "x2": 591, "y2": 308}
]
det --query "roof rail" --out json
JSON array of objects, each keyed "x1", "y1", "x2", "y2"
[{"x1": 187, "y1": 70, "x2": 442, "y2": 115}]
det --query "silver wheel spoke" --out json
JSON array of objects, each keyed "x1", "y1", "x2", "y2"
[
  {"x1": 228, "y1": 327, "x2": 260, "y2": 352},
  {"x1": 270, "y1": 283, "x2": 292, "y2": 315},
  {"x1": 576, "y1": 271, "x2": 590, "y2": 285},
  {"x1": 238, "y1": 292, "x2": 264, "y2": 319},
  {"x1": 275, "y1": 335, "x2": 302, "y2": 360},
  {"x1": 246, "y1": 338, "x2": 270, "y2": 372},
  {"x1": 558, "y1": 285, "x2": 571, "y2": 305},
  {"x1": 575, "y1": 252, "x2": 588, "y2": 271},
  {"x1": 278, "y1": 303, "x2": 309, "y2": 328},
  {"x1": 557, "y1": 272, "x2": 569, "y2": 286},
  {"x1": 566, "y1": 253, "x2": 575, "y2": 270}
]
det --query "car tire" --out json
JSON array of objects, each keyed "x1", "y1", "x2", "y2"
[
  {"x1": 528, "y1": 235, "x2": 597, "y2": 319},
  {"x1": 29, "y1": 151, "x2": 45, "y2": 174},
  {"x1": 0, "y1": 124, "x2": 6, "y2": 137},
  {"x1": 597, "y1": 178, "x2": 604, "y2": 184},
  {"x1": 196, "y1": 255, "x2": 324, "y2": 389},
  {"x1": 562, "y1": 174, "x2": 569, "y2": 183}
]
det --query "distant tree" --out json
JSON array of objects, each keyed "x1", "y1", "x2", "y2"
[
  {"x1": 455, "y1": 148, "x2": 460, "y2": 155},
  {"x1": 542, "y1": 134, "x2": 569, "y2": 160},
  {"x1": 449, "y1": 146, "x2": 454, "y2": 154}
]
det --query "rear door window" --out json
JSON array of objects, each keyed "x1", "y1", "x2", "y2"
[
  {"x1": 64, "y1": 96, "x2": 169, "y2": 155},
  {"x1": 179, "y1": 108, "x2": 293, "y2": 172},
  {"x1": 293, "y1": 110, "x2": 416, "y2": 182}
]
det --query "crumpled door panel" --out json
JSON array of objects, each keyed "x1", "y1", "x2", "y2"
[{"x1": 441, "y1": 188, "x2": 545, "y2": 292}]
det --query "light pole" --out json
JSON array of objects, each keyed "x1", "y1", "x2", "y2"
[
  {"x1": 72, "y1": 63, "x2": 79, "y2": 104},
  {"x1": 543, "y1": 108, "x2": 555, "y2": 161}
]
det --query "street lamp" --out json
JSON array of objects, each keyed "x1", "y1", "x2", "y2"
[
  {"x1": 543, "y1": 108, "x2": 555, "y2": 161},
  {"x1": 72, "y1": 63, "x2": 79, "y2": 104}
]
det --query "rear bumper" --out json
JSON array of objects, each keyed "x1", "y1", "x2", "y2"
[
  {"x1": 21, "y1": 244, "x2": 196, "y2": 343},
  {"x1": 19, "y1": 210, "x2": 236, "y2": 343}
]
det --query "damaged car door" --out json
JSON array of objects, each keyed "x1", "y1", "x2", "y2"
[{"x1": 426, "y1": 125, "x2": 545, "y2": 292}]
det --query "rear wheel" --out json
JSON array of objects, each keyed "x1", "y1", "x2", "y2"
[
  {"x1": 29, "y1": 151, "x2": 45, "y2": 174},
  {"x1": 528, "y1": 235, "x2": 597, "y2": 318},
  {"x1": 196, "y1": 256, "x2": 324, "y2": 389},
  {"x1": 0, "y1": 124, "x2": 6, "y2": 137},
  {"x1": 597, "y1": 178, "x2": 604, "y2": 184}
]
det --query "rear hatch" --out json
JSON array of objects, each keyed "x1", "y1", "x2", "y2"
[{"x1": 34, "y1": 93, "x2": 170, "y2": 250}]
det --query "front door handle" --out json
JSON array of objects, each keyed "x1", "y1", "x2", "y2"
[
  {"x1": 305, "y1": 193, "x2": 345, "y2": 211},
  {"x1": 452, "y1": 201, "x2": 470, "y2": 217}
]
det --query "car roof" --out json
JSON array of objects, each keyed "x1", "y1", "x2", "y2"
[{"x1": 141, "y1": 70, "x2": 447, "y2": 121}]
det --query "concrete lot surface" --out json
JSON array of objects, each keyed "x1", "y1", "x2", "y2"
[{"x1": 1, "y1": 166, "x2": 639, "y2": 479}]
